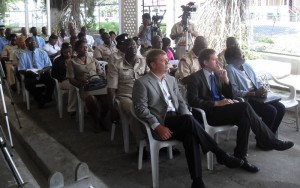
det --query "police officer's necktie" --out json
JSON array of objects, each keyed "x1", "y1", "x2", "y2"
[{"x1": 210, "y1": 74, "x2": 221, "y2": 101}]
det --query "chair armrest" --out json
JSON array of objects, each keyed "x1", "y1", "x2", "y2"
[
  {"x1": 191, "y1": 107, "x2": 209, "y2": 128},
  {"x1": 266, "y1": 72, "x2": 297, "y2": 101}
]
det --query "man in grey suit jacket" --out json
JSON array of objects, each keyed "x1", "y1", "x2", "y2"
[{"x1": 132, "y1": 49, "x2": 244, "y2": 188}]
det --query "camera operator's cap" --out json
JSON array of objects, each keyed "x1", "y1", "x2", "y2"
[
  {"x1": 142, "y1": 13, "x2": 151, "y2": 19},
  {"x1": 116, "y1": 33, "x2": 129, "y2": 44}
]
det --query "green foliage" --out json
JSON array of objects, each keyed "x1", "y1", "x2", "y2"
[
  {"x1": 90, "y1": 21, "x2": 119, "y2": 33},
  {"x1": 256, "y1": 37, "x2": 274, "y2": 44},
  {"x1": 241, "y1": 44, "x2": 261, "y2": 60}
]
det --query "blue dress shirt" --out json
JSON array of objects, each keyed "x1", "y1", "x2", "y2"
[
  {"x1": 33, "y1": 36, "x2": 46, "y2": 48},
  {"x1": 93, "y1": 37, "x2": 104, "y2": 46},
  {"x1": 0, "y1": 37, "x2": 9, "y2": 54},
  {"x1": 18, "y1": 48, "x2": 52, "y2": 71},
  {"x1": 226, "y1": 63, "x2": 263, "y2": 97}
]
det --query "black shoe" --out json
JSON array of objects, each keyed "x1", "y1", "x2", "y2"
[
  {"x1": 273, "y1": 140, "x2": 294, "y2": 151},
  {"x1": 256, "y1": 142, "x2": 272, "y2": 151},
  {"x1": 240, "y1": 158, "x2": 259, "y2": 173},
  {"x1": 216, "y1": 152, "x2": 244, "y2": 168},
  {"x1": 191, "y1": 178, "x2": 206, "y2": 188},
  {"x1": 161, "y1": 147, "x2": 181, "y2": 156}
]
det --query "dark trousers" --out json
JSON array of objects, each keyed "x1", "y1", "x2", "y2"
[
  {"x1": 24, "y1": 72, "x2": 55, "y2": 104},
  {"x1": 248, "y1": 100, "x2": 285, "y2": 133},
  {"x1": 202, "y1": 102, "x2": 277, "y2": 158},
  {"x1": 164, "y1": 112, "x2": 221, "y2": 180}
]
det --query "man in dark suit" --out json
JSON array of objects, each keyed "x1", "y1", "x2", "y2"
[
  {"x1": 187, "y1": 48, "x2": 294, "y2": 173},
  {"x1": 132, "y1": 49, "x2": 244, "y2": 188}
]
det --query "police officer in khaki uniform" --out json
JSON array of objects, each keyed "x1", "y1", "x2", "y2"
[
  {"x1": 107, "y1": 34, "x2": 149, "y2": 149},
  {"x1": 93, "y1": 32, "x2": 118, "y2": 64}
]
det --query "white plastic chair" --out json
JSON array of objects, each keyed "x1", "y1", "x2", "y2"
[
  {"x1": 53, "y1": 78, "x2": 68, "y2": 118},
  {"x1": 257, "y1": 71, "x2": 299, "y2": 131},
  {"x1": 192, "y1": 107, "x2": 236, "y2": 171},
  {"x1": 20, "y1": 74, "x2": 45, "y2": 110},
  {"x1": 110, "y1": 98, "x2": 130, "y2": 153},
  {"x1": 130, "y1": 106, "x2": 180, "y2": 188}
]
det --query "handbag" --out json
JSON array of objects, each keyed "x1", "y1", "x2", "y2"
[{"x1": 83, "y1": 75, "x2": 107, "y2": 91}]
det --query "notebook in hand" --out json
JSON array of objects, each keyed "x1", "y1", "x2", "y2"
[{"x1": 249, "y1": 92, "x2": 281, "y2": 104}]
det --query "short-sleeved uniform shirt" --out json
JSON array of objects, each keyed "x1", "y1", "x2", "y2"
[
  {"x1": 93, "y1": 44, "x2": 118, "y2": 64},
  {"x1": 178, "y1": 50, "x2": 200, "y2": 80},
  {"x1": 107, "y1": 57, "x2": 149, "y2": 98}
]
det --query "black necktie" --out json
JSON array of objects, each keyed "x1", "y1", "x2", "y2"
[{"x1": 210, "y1": 74, "x2": 220, "y2": 101}]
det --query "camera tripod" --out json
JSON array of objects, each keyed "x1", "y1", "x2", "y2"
[
  {"x1": 0, "y1": 62, "x2": 22, "y2": 148},
  {"x1": 174, "y1": 12, "x2": 194, "y2": 58},
  {"x1": 0, "y1": 136, "x2": 24, "y2": 186}
]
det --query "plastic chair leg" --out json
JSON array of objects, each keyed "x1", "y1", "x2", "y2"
[
  {"x1": 111, "y1": 122, "x2": 116, "y2": 141},
  {"x1": 207, "y1": 151, "x2": 214, "y2": 171},
  {"x1": 121, "y1": 120, "x2": 130, "y2": 153},
  {"x1": 150, "y1": 144, "x2": 160, "y2": 188},
  {"x1": 295, "y1": 105, "x2": 299, "y2": 131},
  {"x1": 138, "y1": 139, "x2": 147, "y2": 170},
  {"x1": 25, "y1": 90, "x2": 30, "y2": 110}
]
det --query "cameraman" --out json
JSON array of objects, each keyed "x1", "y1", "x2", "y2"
[
  {"x1": 170, "y1": 19, "x2": 198, "y2": 59},
  {"x1": 138, "y1": 13, "x2": 162, "y2": 55}
]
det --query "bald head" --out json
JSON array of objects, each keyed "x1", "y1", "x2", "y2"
[
  {"x1": 193, "y1": 36, "x2": 208, "y2": 56},
  {"x1": 151, "y1": 35, "x2": 162, "y2": 49},
  {"x1": 226, "y1": 37, "x2": 239, "y2": 49}
]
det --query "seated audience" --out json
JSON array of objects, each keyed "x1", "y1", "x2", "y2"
[
  {"x1": 132, "y1": 36, "x2": 142, "y2": 58},
  {"x1": 218, "y1": 37, "x2": 239, "y2": 68},
  {"x1": 142, "y1": 35, "x2": 162, "y2": 57},
  {"x1": 93, "y1": 28, "x2": 105, "y2": 47},
  {"x1": 43, "y1": 34, "x2": 61, "y2": 61},
  {"x1": 18, "y1": 37, "x2": 55, "y2": 107},
  {"x1": 186, "y1": 49, "x2": 294, "y2": 174},
  {"x1": 19, "y1": 27, "x2": 28, "y2": 39},
  {"x1": 69, "y1": 36, "x2": 78, "y2": 56},
  {"x1": 107, "y1": 35, "x2": 149, "y2": 156},
  {"x1": 77, "y1": 32, "x2": 93, "y2": 55},
  {"x1": 40, "y1": 26, "x2": 49, "y2": 43},
  {"x1": 93, "y1": 32, "x2": 118, "y2": 64},
  {"x1": 30, "y1": 27, "x2": 45, "y2": 48},
  {"x1": 178, "y1": 36, "x2": 208, "y2": 84},
  {"x1": 109, "y1": 31, "x2": 117, "y2": 46},
  {"x1": 225, "y1": 46, "x2": 285, "y2": 139},
  {"x1": 57, "y1": 29, "x2": 69, "y2": 47},
  {"x1": 2, "y1": 34, "x2": 18, "y2": 89},
  {"x1": 52, "y1": 43, "x2": 76, "y2": 116},
  {"x1": 132, "y1": 49, "x2": 244, "y2": 188},
  {"x1": 67, "y1": 40, "x2": 108, "y2": 132},
  {"x1": 0, "y1": 27, "x2": 11, "y2": 75},
  {"x1": 162, "y1": 37, "x2": 177, "y2": 60},
  {"x1": 80, "y1": 26, "x2": 94, "y2": 48},
  {"x1": 12, "y1": 36, "x2": 27, "y2": 85}
]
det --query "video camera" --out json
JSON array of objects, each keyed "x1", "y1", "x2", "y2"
[
  {"x1": 151, "y1": 10, "x2": 166, "y2": 33},
  {"x1": 179, "y1": 2, "x2": 197, "y2": 31},
  {"x1": 181, "y1": 2, "x2": 197, "y2": 13}
]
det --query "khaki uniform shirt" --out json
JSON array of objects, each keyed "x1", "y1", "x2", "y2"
[
  {"x1": 218, "y1": 50, "x2": 226, "y2": 68},
  {"x1": 178, "y1": 50, "x2": 200, "y2": 80},
  {"x1": 107, "y1": 57, "x2": 149, "y2": 98},
  {"x1": 66, "y1": 56, "x2": 105, "y2": 98},
  {"x1": 93, "y1": 44, "x2": 118, "y2": 64},
  {"x1": 66, "y1": 56, "x2": 104, "y2": 83}
]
